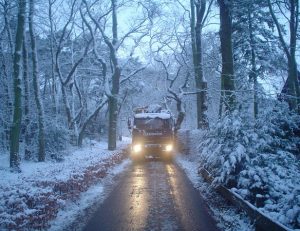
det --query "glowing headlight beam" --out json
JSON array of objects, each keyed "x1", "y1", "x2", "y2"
[
  {"x1": 133, "y1": 144, "x2": 142, "y2": 153},
  {"x1": 165, "y1": 144, "x2": 173, "y2": 152}
]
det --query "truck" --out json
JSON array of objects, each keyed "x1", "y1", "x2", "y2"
[{"x1": 128, "y1": 105, "x2": 175, "y2": 161}]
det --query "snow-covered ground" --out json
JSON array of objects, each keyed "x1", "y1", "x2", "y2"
[
  {"x1": 49, "y1": 159, "x2": 130, "y2": 231},
  {"x1": 0, "y1": 138, "x2": 131, "y2": 230},
  {"x1": 176, "y1": 156, "x2": 254, "y2": 231}
]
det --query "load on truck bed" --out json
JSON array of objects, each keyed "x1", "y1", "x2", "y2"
[{"x1": 128, "y1": 105, "x2": 175, "y2": 161}]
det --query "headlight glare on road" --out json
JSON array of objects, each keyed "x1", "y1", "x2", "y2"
[
  {"x1": 165, "y1": 144, "x2": 173, "y2": 152},
  {"x1": 133, "y1": 144, "x2": 142, "y2": 153}
]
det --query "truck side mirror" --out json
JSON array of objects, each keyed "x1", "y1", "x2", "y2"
[{"x1": 127, "y1": 118, "x2": 132, "y2": 130}]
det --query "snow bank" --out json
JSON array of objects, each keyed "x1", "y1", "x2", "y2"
[{"x1": 0, "y1": 138, "x2": 130, "y2": 230}]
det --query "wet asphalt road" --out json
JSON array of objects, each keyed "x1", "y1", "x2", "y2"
[{"x1": 83, "y1": 160, "x2": 219, "y2": 231}]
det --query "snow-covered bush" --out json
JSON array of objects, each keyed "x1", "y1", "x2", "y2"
[
  {"x1": 198, "y1": 101, "x2": 300, "y2": 229},
  {"x1": 199, "y1": 110, "x2": 253, "y2": 186},
  {"x1": 44, "y1": 120, "x2": 70, "y2": 159},
  {"x1": 255, "y1": 102, "x2": 300, "y2": 155}
]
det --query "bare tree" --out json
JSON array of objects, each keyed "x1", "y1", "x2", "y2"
[
  {"x1": 190, "y1": 0, "x2": 213, "y2": 128},
  {"x1": 0, "y1": 1, "x2": 15, "y2": 151},
  {"x1": 247, "y1": 6, "x2": 259, "y2": 118},
  {"x1": 155, "y1": 57, "x2": 190, "y2": 132},
  {"x1": 28, "y1": 0, "x2": 46, "y2": 161},
  {"x1": 76, "y1": 6, "x2": 109, "y2": 146},
  {"x1": 268, "y1": 0, "x2": 300, "y2": 112},
  {"x1": 10, "y1": 0, "x2": 26, "y2": 170},
  {"x1": 54, "y1": 0, "x2": 92, "y2": 133},
  {"x1": 22, "y1": 36, "x2": 32, "y2": 160},
  {"x1": 107, "y1": 0, "x2": 120, "y2": 150},
  {"x1": 84, "y1": 0, "x2": 150, "y2": 150},
  {"x1": 1, "y1": 0, "x2": 14, "y2": 57},
  {"x1": 47, "y1": 0, "x2": 58, "y2": 115}
]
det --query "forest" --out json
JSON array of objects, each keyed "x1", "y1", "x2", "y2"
[{"x1": 0, "y1": 0, "x2": 300, "y2": 230}]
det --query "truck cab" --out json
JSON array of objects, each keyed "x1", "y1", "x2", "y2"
[{"x1": 129, "y1": 107, "x2": 174, "y2": 161}]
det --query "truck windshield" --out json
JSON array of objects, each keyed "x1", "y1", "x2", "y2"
[{"x1": 134, "y1": 118, "x2": 171, "y2": 130}]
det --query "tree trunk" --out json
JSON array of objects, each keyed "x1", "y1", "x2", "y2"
[
  {"x1": 78, "y1": 100, "x2": 107, "y2": 146},
  {"x1": 195, "y1": 26, "x2": 208, "y2": 129},
  {"x1": 288, "y1": 0, "x2": 300, "y2": 112},
  {"x1": 174, "y1": 99, "x2": 185, "y2": 132},
  {"x1": 108, "y1": 67, "x2": 120, "y2": 150},
  {"x1": 48, "y1": 0, "x2": 58, "y2": 115},
  {"x1": 268, "y1": 0, "x2": 299, "y2": 112},
  {"x1": 2, "y1": 2, "x2": 14, "y2": 150},
  {"x1": 83, "y1": 0, "x2": 121, "y2": 150},
  {"x1": 23, "y1": 38, "x2": 32, "y2": 160},
  {"x1": 253, "y1": 72, "x2": 258, "y2": 117},
  {"x1": 190, "y1": 0, "x2": 209, "y2": 129},
  {"x1": 108, "y1": 97, "x2": 118, "y2": 150},
  {"x1": 219, "y1": 83, "x2": 224, "y2": 118},
  {"x1": 0, "y1": 34, "x2": 11, "y2": 151},
  {"x1": 10, "y1": 0, "x2": 26, "y2": 170},
  {"x1": 108, "y1": 0, "x2": 120, "y2": 150},
  {"x1": 287, "y1": 57, "x2": 299, "y2": 110},
  {"x1": 218, "y1": 0, "x2": 235, "y2": 113},
  {"x1": 29, "y1": 0, "x2": 45, "y2": 161},
  {"x1": 248, "y1": 10, "x2": 258, "y2": 118}
]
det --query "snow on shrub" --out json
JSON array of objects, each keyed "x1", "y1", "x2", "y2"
[
  {"x1": 255, "y1": 102, "x2": 300, "y2": 155},
  {"x1": 199, "y1": 110, "x2": 252, "y2": 186},
  {"x1": 198, "y1": 101, "x2": 300, "y2": 229},
  {"x1": 44, "y1": 119, "x2": 70, "y2": 159}
]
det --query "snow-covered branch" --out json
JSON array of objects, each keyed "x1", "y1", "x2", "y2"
[{"x1": 120, "y1": 65, "x2": 148, "y2": 85}]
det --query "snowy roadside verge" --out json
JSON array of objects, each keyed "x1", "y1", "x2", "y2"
[
  {"x1": 199, "y1": 168, "x2": 291, "y2": 231},
  {"x1": 176, "y1": 156, "x2": 254, "y2": 231},
  {"x1": 49, "y1": 159, "x2": 130, "y2": 231},
  {"x1": 0, "y1": 138, "x2": 130, "y2": 230}
]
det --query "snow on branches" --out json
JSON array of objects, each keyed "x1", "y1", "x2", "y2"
[{"x1": 198, "y1": 101, "x2": 300, "y2": 229}]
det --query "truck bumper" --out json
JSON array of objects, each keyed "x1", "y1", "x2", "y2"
[{"x1": 130, "y1": 143, "x2": 174, "y2": 159}]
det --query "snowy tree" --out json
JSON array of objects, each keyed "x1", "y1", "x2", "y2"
[
  {"x1": 267, "y1": 0, "x2": 300, "y2": 112},
  {"x1": 154, "y1": 56, "x2": 190, "y2": 132},
  {"x1": 10, "y1": 0, "x2": 26, "y2": 170},
  {"x1": 29, "y1": 0, "x2": 46, "y2": 161},
  {"x1": 218, "y1": 0, "x2": 236, "y2": 114},
  {"x1": 83, "y1": 0, "x2": 152, "y2": 150},
  {"x1": 22, "y1": 33, "x2": 32, "y2": 160},
  {"x1": 0, "y1": 0, "x2": 15, "y2": 152},
  {"x1": 232, "y1": 0, "x2": 285, "y2": 118},
  {"x1": 189, "y1": 0, "x2": 213, "y2": 129}
]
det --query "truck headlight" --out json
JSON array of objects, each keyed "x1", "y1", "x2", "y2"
[
  {"x1": 133, "y1": 144, "x2": 142, "y2": 153},
  {"x1": 165, "y1": 144, "x2": 173, "y2": 152}
]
